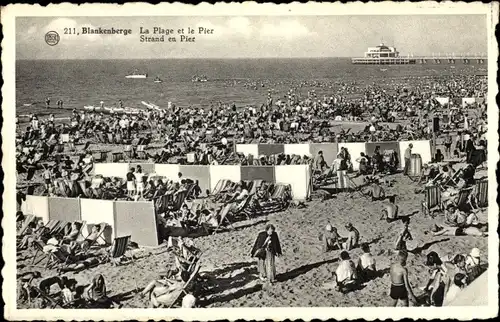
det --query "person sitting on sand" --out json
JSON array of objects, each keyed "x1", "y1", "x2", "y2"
[
  {"x1": 356, "y1": 152, "x2": 370, "y2": 175},
  {"x1": 368, "y1": 179, "x2": 385, "y2": 201},
  {"x1": 83, "y1": 274, "x2": 120, "y2": 308},
  {"x1": 429, "y1": 224, "x2": 486, "y2": 237},
  {"x1": 344, "y1": 223, "x2": 359, "y2": 251},
  {"x1": 380, "y1": 195, "x2": 399, "y2": 223},
  {"x1": 389, "y1": 250, "x2": 418, "y2": 307},
  {"x1": 321, "y1": 223, "x2": 342, "y2": 252},
  {"x1": 334, "y1": 251, "x2": 358, "y2": 293},
  {"x1": 356, "y1": 243, "x2": 376, "y2": 282}
]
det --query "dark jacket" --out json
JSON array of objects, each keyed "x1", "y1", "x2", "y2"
[{"x1": 251, "y1": 231, "x2": 282, "y2": 257}]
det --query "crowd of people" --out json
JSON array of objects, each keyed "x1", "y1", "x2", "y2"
[{"x1": 15, "y1": 72, "x2": 489, "y2": 308}]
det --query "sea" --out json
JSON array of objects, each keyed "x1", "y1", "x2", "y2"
[{"x1": 16, "y1": 58, "x2": 487, "y2": 116}]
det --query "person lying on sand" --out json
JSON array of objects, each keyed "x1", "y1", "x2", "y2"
[
  {"x1": 427, "y1": 224, "x2": 486, "y2": 237},
  {"x1": 389, "y1": 250, "x2": 418, "y2": 307},
  {"x1": 58, "y1": 257, "x2": 103, "y2": 273}
]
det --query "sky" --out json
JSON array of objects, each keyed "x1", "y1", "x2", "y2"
[{"x1": 16, "y1": 15, "x2": 487, "y2": 59}]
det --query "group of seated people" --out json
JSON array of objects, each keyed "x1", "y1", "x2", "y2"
[
  {"x1": 320, "y1": 242, "x2": 377, "y2": 294},
  {"x1": 420, "y1": 249, "x2": 484, "y2": 306},
  {"x1": 19, "y1": 272, "x2": 120, "y2": 308},
  {"x1": 156, "y1": 180, "x2": 292, "y2": 238}
]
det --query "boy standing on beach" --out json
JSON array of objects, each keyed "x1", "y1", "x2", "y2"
[{"x1": 389, "y1": 250, "x2": 418, "y2": 306}]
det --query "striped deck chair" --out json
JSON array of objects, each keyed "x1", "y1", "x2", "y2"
[
  {"x1": 79, "y1": 222, "x2": 109, "y2": 253},
  {"x1": 17, "y1": 215, "x2": 36, "y2": 237},
  {"x1": 106, "y1": 235, "x2": 133, "y2": 266},
  {"x1": 249, "y1": 180, "x2": 264, "y2": 195},
  {"x1": 210, "y1": 179, "x2": 229, "y2": 196},
  {"x1": 421, "y1": 185, "x2": 442, "y2": 217},
  {"x1": 231, "y1": 196, "x2": 253, "y2": 220},
  {"x1": 212, "y1": 203, "x2": 235, "y2": 234},
  {"x1": 78, "y1": 180, "x2": 90, "y2": 198},
  {"x1": 441, "y1": 169, "x2": 463, "y2": 189},
  {"x1": 452, "y1": 187, "x2": 475, "y2": 212},
  {"x1": 475, "y1": 179, "x2": 488, "y2": 208},
  {"x1": 57, "y1": 180, "x2": 70, "y2": 197},
  {"x1": 107, "y1": 133, "x2": 114, "y2": 144}
]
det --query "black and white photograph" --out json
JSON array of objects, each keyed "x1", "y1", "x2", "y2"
[{"x1": 2, "y1": 2, "x2": 498, "y2": 321}]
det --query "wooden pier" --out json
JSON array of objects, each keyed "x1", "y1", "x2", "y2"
[{"x1": 351, "y1": 53, "x2": 487, "y2": 65}]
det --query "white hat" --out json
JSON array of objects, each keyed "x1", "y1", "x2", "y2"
[
  {"x1": 470, "y1": 248, "x2": 480, "y2": 258},
  {"x1": 182, "y1": 294, "x2": 196, "y2": 308},
  {"x1": 326, "y1": 224, "x2": 333, "y2": 232}
]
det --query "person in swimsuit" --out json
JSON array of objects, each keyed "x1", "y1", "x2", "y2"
[
  {"x1": 381, "y1": 195, "x2": 398, "y2": 223},
  {"x1": 430, "y1": 224, "x2": 486, "y2": 237},
  {"x1": 389, "y1": 250, "x2": 417, "y2": 306},
  {"x1": 394, "y1": 217, "x2": 413, "y2": 251}
]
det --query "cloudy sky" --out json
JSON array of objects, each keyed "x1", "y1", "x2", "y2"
[{"x1": 16, "y1": 15, "x2": 487, "y2": 59}]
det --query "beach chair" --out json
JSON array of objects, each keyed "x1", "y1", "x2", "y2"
[
  {"x1": 31, "y1": 286, "x2": 63, "y2": 308},
  {"x1": 79, "y1": 222, "x2": 109, "y2": 253},
  {"x1": 450, "y1": 187, "x2": 475, "y2": 212},
  {"x1": 231, "y1": 196, "x2": 253, "y2": 220},
  {"x1": 107, "y1": 133, "x2": 115, "y2": 144},
  {"x1": 137, "y1": 145, "x2": 146, "y2": 159},
  {"x1": 421, "y1": 185, "x2": 442, "y2": 217},
  {"x1": 212, "y1": 203, "x2": 235, "y2": 234},
  {"x1": 210, "y1": 179, "x2": 230, "y2": 197},
  {"x1": 17, "y1": 215, "x2": 36, "y2": 237},
  {"x1": 475, "y1": 179, "x2": 488, "y2": 208},
  {"x1": 165, "y1": 259, "x2": 202, "y2": 308},
  {"x1": 104, "y1": 235, "x2": 133, "y2": 266},
  {"x1": 248, "y1": 179, "x2": 264, "y2": 195}
]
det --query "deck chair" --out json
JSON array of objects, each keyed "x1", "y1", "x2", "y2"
[
  {"x1": 17, "y1": 215, "x2": 36, "y2": 237},
  {"x1": 249, "y1": 180, "x2": 264, "y2": 195},
  {"x1": 78, "y1": 180, "x2": 90, "y2": 198},
  {"x1": 450, "y1": 187, "x2": 475, "y2": 212},
  {"x1": 107, "y1": 133, "x2": 114, "y2": 144},
  {"x1": 421, "y1": 185, "x2": 442, "y2": 217},
  {"x1": 231, "y1": 196, "x2": 253, "y2": 220},
  {"x1": 105, "y1": 235, "x2": 133, "y2": 266},
  {"x1": 31, "y1": 286, "x2": 63, "y2": 308},
  {"x1": 210, "y1": 179, "x2": 230, "y2": 197},
  {"x1": 166, "y1": 259, "x2": 202, "y2": 308},
  {"x1": 441, "y1": 169, "x2": 463, "y2": 189},
  {"x1": 212, "y1": 203, "x2": 235, "y2": 234},
  {"x1": 475, "y1": 179, "x2": 488, "y2": 208},
  {"x1": 78, "y1": 222, "x2": 109, "y2": 253}
]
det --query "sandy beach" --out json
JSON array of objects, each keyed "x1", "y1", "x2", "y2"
[{"x1": 17, "y1": 169, "x2": 488, "y2": 308}]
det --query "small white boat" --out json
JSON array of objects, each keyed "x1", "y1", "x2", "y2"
[
  {"x1": 154, "y1": 79, "x2": 163, "y2": 83},
  {"x1": 126, "y1": 70, "x2": 148, "y2": 78},
  {"x1": 380, "y1": 68, "x2": 388, "y2": 71},
  {"x1": 126, "y1": 74, "x2": 147, "y2": 79}
]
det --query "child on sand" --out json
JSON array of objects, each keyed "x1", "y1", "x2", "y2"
[{"x1": 389, "y1": 250, "x2": 418, "y2": 306}]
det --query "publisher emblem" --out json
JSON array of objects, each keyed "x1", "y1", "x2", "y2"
[{"x1": 45, "y1": 31, "x2": 60, "y2": 46}]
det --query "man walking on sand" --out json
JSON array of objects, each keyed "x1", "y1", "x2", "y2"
[{"x1": 389, "y1": 250, "x2": 418, "y2": 306}]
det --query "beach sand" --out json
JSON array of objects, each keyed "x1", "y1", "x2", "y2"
[{"x1": 17, "y1": 171, "x2": 489, "y2": 308}]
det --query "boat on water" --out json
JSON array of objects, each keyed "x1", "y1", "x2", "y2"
[
  {"x1": 125, "y1": 70, "x2": 148, "y2": 79},
  {"x1": 380, "y1": 68, "x2": 388, "y2": 71},
  {"x1": 192, "y1": 75, "x2": 208, "y2": 82},
  {"x1": 352, "y1": 43, "x2": 416, "y2": 65},
  {"x1": 154, "y1": 76, "x2": 163, "y2": 83}
]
